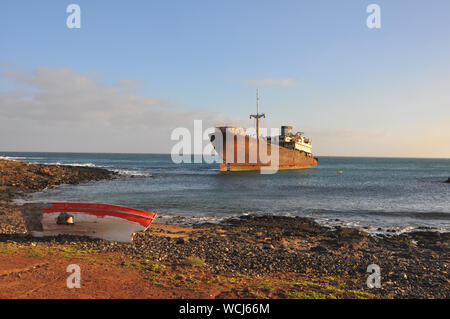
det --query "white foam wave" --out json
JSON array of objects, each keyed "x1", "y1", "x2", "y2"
[
  {"x1": 0, "y1": 156, "x2": 27, "y2": 160},
  {"x1": 155, "y1": 214, "x2": 234, "y2": 225},
  {"x1": 65, "y1": 163, "x2": 98, "y2": 167},
  {"x1": 112, "y1": 169, "x2": 153, "y2": 177},
  {"x1": 156, "y1": 212, "x2": 449, "y2": 234},
  {"x1": 34, "y1": 161, "x2": 106, "y2": 168}
]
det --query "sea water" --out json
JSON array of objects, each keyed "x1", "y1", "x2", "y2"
[{"x1": 2, "y1": 152, "x2": 449, "y2": 233}]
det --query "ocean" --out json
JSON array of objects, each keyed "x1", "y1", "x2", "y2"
[{"x1": 2, "y1": 152, "x2": 449, "y2": 234}]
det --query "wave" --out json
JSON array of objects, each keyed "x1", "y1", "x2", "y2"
[
  {"x1": 299, "y1": 208, "x2": 450, "y2": 220},
  {"x1": 64, "y1": 163, "x2": 100, "y2": 168},
  {"x1": 1, "y1": 155, "x2": 153, "y2": 177},
  {"x1": 155, "y1": 213, "x2": 241, "y2": 225},
  {"x1": 33, "y1": 161, "x2": 110, "y2": 169},
  {"x1": 0, "y1": 156, "x2": 27, "y2": 160},
  {"x1": 155, "y1": 211, "x2": 449, "y2": 234},
  {"x1": 112, "y1": 169, "x2": 154, "y2": 177}
]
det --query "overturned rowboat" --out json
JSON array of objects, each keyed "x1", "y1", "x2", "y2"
[{"x1": 21, "y1": 202, "x2": 156, "y2": 243}]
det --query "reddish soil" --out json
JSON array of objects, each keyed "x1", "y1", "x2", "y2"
[
  {"x1": 0, "y1": 243, "x2": 377, "y2": 299},
  {"x1": 0, "y1": 246, "x2": 214, "y2": 299}
]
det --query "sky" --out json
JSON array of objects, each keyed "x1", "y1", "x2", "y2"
[{"x1": 1, "y1": 0, "x2": 449, "y2": 157}]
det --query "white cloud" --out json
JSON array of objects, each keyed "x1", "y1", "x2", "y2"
[
  {"x1": 1, "y1": 67, "x2": 448, "y2": 158},
  {"x1": 245, "y1": 78, "x2": 298, "y2": 87},
  {"x1": 0, "y1": 67, "x2": 161, "y2": 124},
  {"x1": 114, "y1": 79, "x2": 144, "y2": 87},
  {"x1": 0, "y1": 67, "x2": 231, "y2": 153}
]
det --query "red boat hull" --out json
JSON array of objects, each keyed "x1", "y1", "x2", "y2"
[{"x1": 21, "y1": 202, "x2": 156, "y2": 243}]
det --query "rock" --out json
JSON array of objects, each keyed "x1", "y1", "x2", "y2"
[
  {"x1": 310, "y1": 245, "x2": 327, "y2": 253},
  {"x1": 262, "y1": 243, "x2": 274, "y2": 249},
  {"x1": 0, "y1": 159, "x2": 115, "y2": 200},
  {"x1": 445, "y1": 178, "x2": 450, "y2": 183},
  {"x1": 175, "y1": 274, "x2": 186, "y2": 281},
  {"x1": 176, "y1": 238, "x2": 185, "y2": 244}
]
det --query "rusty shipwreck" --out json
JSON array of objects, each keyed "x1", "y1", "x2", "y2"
[{"x1": 209, "y1": 91, "x2": 318, "y2": 172}]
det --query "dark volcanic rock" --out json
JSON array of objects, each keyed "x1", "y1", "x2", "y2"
[
  {"x1": 0, "y1": 159, "x2": 115, "y2": 201},
  {"x1": 310, "y1": 245, "x2": 328, "y2": 253}
]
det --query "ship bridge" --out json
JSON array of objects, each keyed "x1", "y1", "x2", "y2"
[{"x1": 279, "y1": 125, "x2": 313, "y2": 155}]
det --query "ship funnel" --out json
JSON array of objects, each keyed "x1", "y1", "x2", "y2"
[{"x1": 281, "y1": 126, "x2": 292, "y2": 136}]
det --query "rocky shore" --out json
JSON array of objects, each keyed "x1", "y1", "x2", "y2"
[
  {"x1": 0, "y1": 159, "x2": 448, "y2": 299},
  {"x1": 0, "y1": 159, "x2": 115, "y2": 202},
  {"x1": 0, "y1": 159, "x2": 115, "y2": 233}
]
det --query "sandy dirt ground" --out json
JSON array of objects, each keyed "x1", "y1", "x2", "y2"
[{"x1": 0, "y1": 223, "x2": 383, "y2": 299}]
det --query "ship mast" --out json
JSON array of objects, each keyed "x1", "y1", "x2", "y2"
[{"x1": 250, "y1": 89, "x2": 265, "y2": 162}]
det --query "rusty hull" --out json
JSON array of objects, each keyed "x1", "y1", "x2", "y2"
[{"x1": 212, "y1": 127, "x2": 318, "y2": 172}]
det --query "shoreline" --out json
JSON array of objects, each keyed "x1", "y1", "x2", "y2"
[
  {"x1": 152, "y1": 212, "x2": 448, "y2": 236},
  {"x1": 0, "y1": 159, "x2": 449, "y2": 299},
  {"x1": 3, "y1": 155, "x2": 448, "y2": 236},
  {"x1": 0, "y1": 159, "x2": 116, "y2": 202}
]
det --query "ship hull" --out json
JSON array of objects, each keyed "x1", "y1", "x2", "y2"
[{"x1": 210, "y1": 127, "x2": 318, "y2": 172}]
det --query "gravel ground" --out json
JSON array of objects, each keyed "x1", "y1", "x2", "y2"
[{"x1": 1, "y1": 213, "x2": 448, "y2": 298}]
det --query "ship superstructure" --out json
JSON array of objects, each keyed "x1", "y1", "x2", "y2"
[{"x1": 279, "y1": 126, "x2": 313, "y2": 155}]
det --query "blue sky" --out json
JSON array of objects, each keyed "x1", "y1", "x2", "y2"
[{"x1": 1, "y1": 0, "x2": 449, "y2": 156}]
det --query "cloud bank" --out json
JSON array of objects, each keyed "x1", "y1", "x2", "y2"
[
  {"x1": 0, "y1": 67, "x2": 231, "y2": 153},
  {"x1": 1, "y1": 67, "x2": 448, "y2": 158}
]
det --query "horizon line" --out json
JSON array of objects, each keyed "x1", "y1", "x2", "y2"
[{"x1": 1, "y1": 150, "x2": 449, "y2": 160}]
